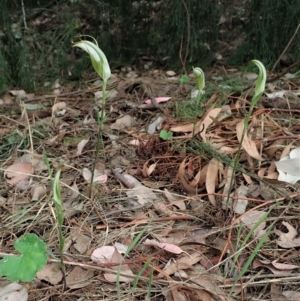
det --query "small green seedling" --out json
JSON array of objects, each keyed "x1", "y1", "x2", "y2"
[
  {"x1": 52, "y1": 168, "x2": 67, "y2": 288},
  {"x1": 0, "y1": 233, "x2": 47, "y2": 282},
  {"x1": 159, "y1": 129, "x2": 173, "y2": 140},
  {"x1": 180, "y1": 74, "x2": 189, "y2": 84}
]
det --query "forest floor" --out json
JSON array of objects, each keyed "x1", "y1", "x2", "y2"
[{"x1": 1, "y1": 65, "x2": 300, "y2": 301}]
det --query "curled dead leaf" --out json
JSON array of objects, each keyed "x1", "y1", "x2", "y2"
[
  {"x1": 178, "y1": 157, "x2": 202, "y2": 193},
  {"x1": 143, "y1": 239, "x2": 184, "y2": 254},
  {"x1": 142, "y1": 160, "x2": 158, "y2": 177},
  {"x1": 206, "y1": 158, "x2": 220, "y2": 206},
  {"x1": 36, "y1": 263, "x2": 63, "y2": 285},
  {"x1": 31, "y1": 184, "x2": 47, "y2": 201},
  {"x1": 194, "y1": 107, "x2": 222, "y2": 141},
  {"x1": 157, "y1": 252, "x2": 202, "y2": 277},
  {"x1": 275, "y1": 221, "x2": 300, "y2": 248},
  {"x1": 76, "y1": 139, "x2": 89, "y2": 155},
  {"x1": 236, "y1": 120, "x2": 263, "y2": 160}
]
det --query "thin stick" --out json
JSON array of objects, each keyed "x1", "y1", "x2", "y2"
[
  {"x1": 21, "y1": 0, "x2": 27, "y2": 29},
  {"x1": 272, "y1": 23, "x2": 300, "y2": 71},
  {"x1": 180, "y1": 0, "x2": 190, "y2": 74}
]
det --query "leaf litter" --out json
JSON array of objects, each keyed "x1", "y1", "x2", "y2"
[{"x1": 1, "y1": 65, "x2": 300, "y2": 301}]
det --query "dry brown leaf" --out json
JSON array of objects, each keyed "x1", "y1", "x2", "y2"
[
  {"x1": 265, "y1": 139, "x2": 285, "y2": 158},
  {"x1": 36, "y1": 263, "x2": 63, "y2": 285},
  {"x1": 62, "y1": 181, "x2": 79, "y2": 201},
  {"x1": 5, "y1": 162, "x2": 34, "y2": 185},
  {"x1": 45, "y1": 130, "x2": 66, "y2": 145},
  {"x1": 111, "y1": 155, "x2": 130, "y2": 167},
  {"x1": 66, "y1": 266, "x2": 94, "y2": 289},
  {"x1": 0, "y1": 283, "x2": 28, "y2": 301},
  {"x1": 76, "y1": 139, "x2": 89, "y2": 155},
  {"x1": 170, "y1": 123, "x2": 194, "y2": 133},
  {"x1": 31, "y1": 184, "x2": 46, "y2": 201},
  {"x1": 240, "y1": 210, "x2": 267, "y2": 239},
  {"x1": 195, "y1": 108, "x2": 222, "y2": 141},
  {"x1": 157, "y1": 252, "x2": 202, "y2": 277},
  {"x1": 91, "y1": 246, "x2": 134, "y2": 282},
  {"x1": 82, "y1": 168, "x2": 107, "y2": 184},
  {"x1": 253, "y1": 259, "x2": 300, "y2": 274},
  {"x1": 194, "y1": 289, "x2": 215, "y2": 301},
  {"x1": 222, "y1": 166, "x2": 233, "y2": 209},
  {"x1": 164, "y1": 188, "x2": 186, "y2": 211},
  {"x1": 281, "y1": 143, "x2": 293, "y2": 159},
  {"x1": 147, "y1": 116, "x2": 163, "y2": 134},
  {"x1": 16, "y1": 152, "x2": 47, "y2": 172},
  {"x1": 143, "y1": 160, "x2": 158, "y2": 177},
  {"x1": 70, "y1": 228, "x2": 91, "y2": 254},
  {"x1": 271, "y1": 283, "x2": 287, "y2": 301},
  {"x1": 143, "y1": 239, "x2": 184, "y2": 254},
  {"x1": 275, "y1": 221, "x2": 300, "y2": 248},
  {"x1": 283, "y1": 291, "x2": 300, "y2": 300},
  {"x1": 232, "y1": 185, "x2": 249, "y2": 214},
  {"x1": 192, "y1": 274, "x2": 235, "y2": 301},
  {"x1": 236, "y1": 120, "x2": 263, "y2": 160},
  {"x1": 178, "y1": 157, "x2": 202, "y2": 193},
  {"x1": 206, "y1": 158, "x2": 219, "y2": 206},
  {"x1": 110, "y1": 115, "x2": 135, "y2": 130},
  {"x1": 268, "y1": 161, "x2": 277, "y2": 173},
  {"x1": 258, "y1": 167, "x2": 267, "y2": 179},
  {"x1": 218, "y1": 146, "x2": 237, "y2": 155},
  {"x1": 170, "y1": 286, "x2": 188, "y2": 301},
  {"x1": 113, "y1": 170, "x2": 158, "y2": 206},
  {"x1": 105, "y1": 249, "x2": 134, "y2": 283},
  {"x1": 242, "y1": 172, "x2": 253, "y2": 184}
]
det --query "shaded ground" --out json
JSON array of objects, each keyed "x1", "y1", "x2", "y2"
[{"x1": 1, "y1": 66, "x2": 300, "y2": 301}]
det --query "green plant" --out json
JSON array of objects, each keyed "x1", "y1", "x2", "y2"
[
  {"x1": 73, "y1": 37, "x2": 111, "y2": 196},
  {"x1": 0, "y1": 233, "x2": 47, "y2": 282},
  {"x1": 52, "y1": 168, "x2": 67, "y2": 288},
  {"x1": 225, "y1": 59, "x2": 267, "y2": 209},
  {"x1": 159, "y1": 129, "x2": 173, "y2": 140},
  {"x1": 229, "y1": 201, "x2": 281, "y2": 295},
  {"x1": 117, "y1": 220, "x2": 153, "y2": 300},
  {"x1": 179, "y1": 74, "x2": 189, "y2": 84},
  {"x1": 192, "y1": 66, "x2": 205, "y2": 106}
]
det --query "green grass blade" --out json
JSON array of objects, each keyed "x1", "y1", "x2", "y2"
[
  {"x1": 230, "y1": 225, "x2": 272, "y2": 295},
  {"x1": 116, "y1": 219, "x2": 153, "y2": 300}
]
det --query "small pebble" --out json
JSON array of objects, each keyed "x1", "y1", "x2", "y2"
[{"x1": 166, "y1": 70, "x2": 176, "y2": 77}]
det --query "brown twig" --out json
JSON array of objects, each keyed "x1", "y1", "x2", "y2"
[
  {"x1": 272, "y1": 23, "x2": 300, "y2": 72},
  {"x1": 179, "y1": 0, "x2": 190, "y2": 74},
  {"x1": 267, "y1": 58, "x2": 300, "y2": 83}
]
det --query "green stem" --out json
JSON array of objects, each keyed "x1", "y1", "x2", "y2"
[
  {"x1": 58, "y1": 228, "x2": 67, "y2": 290},
  {"x1": 89, "y1": 81, "x2": 107, "y2": 198}
]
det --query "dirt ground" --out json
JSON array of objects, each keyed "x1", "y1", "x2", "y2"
[{"x1": 1, "y1": 65, "x2": 300, "y2": 301}]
